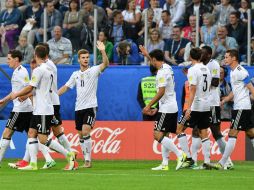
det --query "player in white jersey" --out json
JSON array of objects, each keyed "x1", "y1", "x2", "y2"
[
  {"x1": 139, "y1": 46, "x2": 185, "y2": 171},
  {"x1": 176, "y1": 48, "x2": 212, "y2": 169},
  {"x1": 209, "y1": 50, "x2": 254, "y2": 170},
  {"x1": 191, "y1": 46, "x2": 233, "y2": 169},
  {"x1": 0, "y1": 50, "x2": 33, "y2": 167},
  {"x1": 39, "y1": 42, "x2": 75, "y2": 169},
  {"x1": 10, "y1": 46, "x2": 75, "y2": 170},
  {"x1": 58, "y1": 41, "x2": 109, "y2": 168}
]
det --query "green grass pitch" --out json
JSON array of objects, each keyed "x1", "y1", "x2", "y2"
[{"x1": 0, "y1": 159, "x2": 254, "y2": 190}]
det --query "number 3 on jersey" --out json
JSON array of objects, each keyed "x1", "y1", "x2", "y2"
[{"x1": 203, "y1": 74, "x2": 208, "y2": 92}]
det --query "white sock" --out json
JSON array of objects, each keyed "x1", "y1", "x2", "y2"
[
  {"x1": 216, "y1": 137, "x2": 226, "y2": 154},
  {"x1": 22, "y1": 139, "x2": 30, "y2": 162},
  {"x1": 0, "y1": 138, "x2": 11, "y2": 162},
  {"x1": 28, "y1": 138, "x2": 38, "y2": 163},
  {"x1": 38, "y1": 142, "x2": 53, "y2": 162},
  {"x1": 191, "y1": 137, "x2": 201, "y2": 163},
  {"x1": 219, "y1": 137, "x2": 236, "y2": 166},
  {"x1": 160, "y1": 136, "x2": 181, "y2": 158},
  {"x1": 57, "y1": 133, "x2": 71, "y2": 152},
  {"x1": 83, "y1": 136, "x2": 92, "y2": 161},
  {"x1": 161, "y1": 144, "x2": 169, "y2": 166},
  {"x1": 250, "y1": 138, "x2": 254, "y2": 148},
  {"x1": 177, "y1": 133, "x2": 191, "y2": 158},
  {"x1": 201, "y1": 138, "x2": 211, "y2": 164},
  {"x1": 46, "y1": 139, "x2": 69, "y2": 157}
]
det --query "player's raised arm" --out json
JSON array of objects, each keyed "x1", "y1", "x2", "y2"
[{"x1": 97, "y1": 41, "x2": 109, "y2": 72}]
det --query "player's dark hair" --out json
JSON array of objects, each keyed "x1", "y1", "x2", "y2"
[
  {"x1": 190, "y1": 47, "x2": 202, "y2": 61},
  {"x1": 201, "y1": 45, "x2": 213, "y2": 56},
  {"x1": 149, "y1": 49, "x2": 164, "y2": 62},
  {"x1": 78, "y1": 49, "x2": 89, "y2": 58},
  {"x1": 37, "y1": 42, "x2": 50, "y2": 55},
  {"x1": 35, "y1": 46, "x2": 47, "y2": 59},
  {"x1": 226, "y1": 49, "x2": 239, "y2": 60},
  {"x1": 8, "y1": 50, "x2": 23, "y2": 62}
]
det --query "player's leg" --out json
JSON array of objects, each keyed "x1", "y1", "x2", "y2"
[
  {"x1": 80, "y1": 124, "x2": 92, "y2": 168},
  {"x1": 0, "y1": 128, "x2": 14, "y2": 165},
  {"x1": 191, "y1": 127, "x2": 201, "y2": 166}
]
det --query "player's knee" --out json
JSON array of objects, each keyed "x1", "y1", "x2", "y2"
[
  {"x1": 52, "y1": 126, "x2": 62, "y2": 137},
  {"x1": 27, "y1": 129, "x2": 37, "y2": 138},
  {"x1": 192, "y1": 127, "x2": 199, "y2": 138},
  {"x1": 153, "y1": 131, "x2": 162, "y2": 141},
  {"x1": 2, "y1": 128, "x2": 13, "y2": 139},
  {"x1": 228, "y1": 129, "x2": 238, "y2": 137},
  {"x1": 82, "y1": 125, "x2": 91, "y2": 136},
  {"x1": 176, "y1": 125, "x2": 183, "y2": 135},
  {"x1": 246, "y1": 129, "x2": 254, "y2": 138}
]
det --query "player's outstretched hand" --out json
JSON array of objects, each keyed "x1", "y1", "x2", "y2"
[
  {"x1": 139, "y1": 45, "x2": 149, "y2": 57},
  {"x1": 97, "y1": 41, "x2": 105, "y2": 52}
]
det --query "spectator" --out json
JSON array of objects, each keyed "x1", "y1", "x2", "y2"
[
  {"x1": 108, "y1": 10, "x2": 126, "y2": 44},
  {"x1": 15, "y1": 35, "x2": 34, "y2": 64},
  {"x1": 105, "y1": 0, "x2": 127, "y2": 18},
  {"x1": 122, "y1": 0, "x2": 142, "y2": 43},
  {"x1": 81, "y1": 0, "x2": 108, "y2": 31},
  {"x1": 36, "y1": 0, "x2": 62, "y2": 43},
  {"x1": 213, "y1": 0, "x2": 235, "y2": 25},
  {"x1": 135, "y1": 0, "x2": 145, "y2": 10},
  {"x1": 0, "y1": 0, "x2": 22, "y2": 55},
  {"x1": 163, "y1": 0, "x2": 185, "y2": 26},
  {"x1": 48, "y1": 26, "x2": 72, "y2": 64},
  {"x1": 200, "y1": 13, "x2": 217, "y2": 46},
  {"x1": 137, "y1": 65, "x2": 158, "y2": 121},
  {"x1": 22, "y1": 0, "x2": 43, "y2": 46},
  {"x1": 147, "y1": 28, "x2": 165, "y2": 53},
  {"x1": 184, "y1": 0, "x2": 212, "y2": 27},
  {"x1": 113, "y1": 40, "x2": 142, "y2": 65},
  {"x1": 137, "y1": 8, "x2": 156, "y2": 45},
  {"x1": 182, "y1": 15, "x2": 197, "y2": 41},
  {"x1": 164, "y1": 25, "x2": 189, "y2": 65},
  {"x1": 211, "y1": 25, "x2": 238, "y2": 63},
  {"x1": 238, "y1": 0, "x2": 251, "y2": 24},
  {"x1": 80, "y1": 15, "x2": 94, "y2": 53},
  {"x1": 97, "y1": 31, "x2": 113, "y2": 63},
  {"x1": 63, "y1": 0, "x2": 83, "y2": 53},
  {"x1": 183, "y1": 30, "x2": 199, "y2": 62},
  {"x1": 142, "y1": 0, "x2": 163, "y2": 25},
  {"x1": 227, "y1": 11, "x2": 247, "y2": 55},
  {"x1": 220, "y1": 66, "x2": 233, "y2": 121},
  {"x1": 251, "y1": 37, "x2": 254, "y2": 65},
  {"x1": 158, "y1": 10, "x2": 172, "y2": 40}
]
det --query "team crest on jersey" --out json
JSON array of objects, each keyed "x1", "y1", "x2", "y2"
[
  {"x1": 159, "y1": 77, "x2": 165, "y2": 83},
  {"x1": 31, "y1": 76, "x2": 37, "y2": 82},
  {"x1": 212, "y1": 69, "x2": 217, "y2": 75},
  {"x1": 24, "y1": 76, "x2": 29, "y2": 82},
  {"x1": 189, "y1": 76, "x2": 193, "y2": 82}
]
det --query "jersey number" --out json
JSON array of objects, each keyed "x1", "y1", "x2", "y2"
[
  {"x1": 81, "y1": 79, "x2": 84, "y2": 87},
  {"x1": 49, "y1": 74, "x2": 53, "y2": 93},
  {"x1": 203, "y1": 74, "x2": 208, "y2": 92}
]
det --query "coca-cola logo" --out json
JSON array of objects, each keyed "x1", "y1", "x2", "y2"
[
  {"x1": 49, "y1": 127, "x2": 126, "y2": 154},
  {"x1": 153, "y1": 128, "x2": 230, "y2": 155}
]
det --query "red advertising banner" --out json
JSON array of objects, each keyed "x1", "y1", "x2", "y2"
[{"x1": 42, "y1": 121, "x2": 245, "y2": 161}]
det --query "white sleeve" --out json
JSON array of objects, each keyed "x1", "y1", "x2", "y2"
[
  {"x1": 30, "y1": 67, "x2": 43, "y2": 87},
  {"x1": 187, "y1": 67, "x2": 197, "y2": 85},
  {"x1": 157, "y1": 70, "x2": 167, "y2": 88},
  {"x1": 65, "y1": 73, "x2": 76, "y2": 89},
  {"x1": 91, "y1": 65, "x2": 101, "y2": 77}
]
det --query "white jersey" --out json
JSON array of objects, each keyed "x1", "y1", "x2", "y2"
[
  {"x1": 45, "y1": 59, "x2": 60, "y2": 105},
  {"x1": 156, "y1": 64, "x2": 178, "y2": 113},
  {"x1": 187, "y1": 63, "x2": 211, "y2": 112},
  {"x1": 230, "y1": 65, "x2": 251, "y2": 110},
  {"x1": 207, "y1": 59, "x2": 220, "y2": 106},
  {"x1": 12, "y1": 65, "x2": 33, "y2": 112},
  {"x1": 30, "y1": 63, "x2": 54, "y2": 115},
  {"x1": 65, "y1": 65, "x2": 101, "y2": 111}
]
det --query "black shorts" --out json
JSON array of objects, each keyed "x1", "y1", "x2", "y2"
[
  {"x1": 154, "y1": 112, "x2": 178, "y2": 133},
  {"x1": 210, "y1": 106, "x2": 221, "y2": 125},
  {"x1": 178, "y1": 111, "x2": 211, "y2": 130},
  {"x1": 6, "y1": 112, "x2": 32, "y2": 133},
  {"x1": 75, "y1": 108, "x2": 96, "y2": 131},
  {"x1": 52, "y1": 105, "x2": 62, "y2": 126},
  {"x1": 29, "y1": 115, "x2": 54, "y2": 135},
  {"x1": 231, "y1": 109, "x2": 254, "y2": 131}
]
